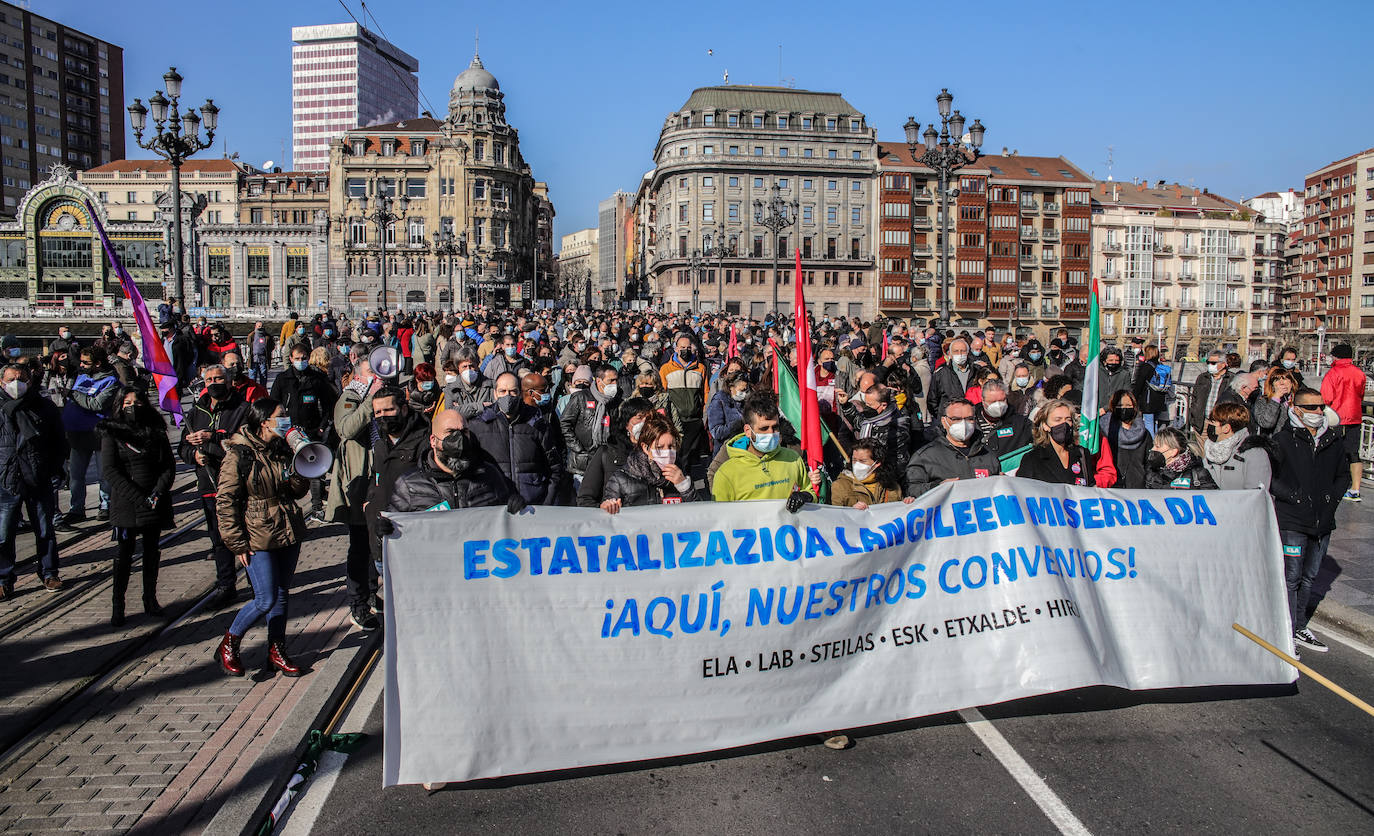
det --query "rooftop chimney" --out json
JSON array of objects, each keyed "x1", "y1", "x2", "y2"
[{"x1": 1156, "y1": 180, "x2": 1165, "y2": 189}]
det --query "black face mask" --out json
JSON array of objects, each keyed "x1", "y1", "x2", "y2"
[
  {"x1": 496, "y1": 394, "x2": 521, "y2": 416},
  {"x1": 205, "y1": 382, "x2": 229, "y2": 400},
  {"x1": 438, "y1": 430, "x2": 472, "y2": 472},
  {"x1": 1147, "y1": 450, "x2": 1167, "y2": 469},
  {"x1": 638, "y1": 387, "x2": 655, "y2": 397},
  {"x1": 678, "y1": 350, "x2": 695, "y2": 364},
  {"x1": 1049, "y1": 422, "x2": 1075, "y2": 446},
  {"x1": 1205, "y1": 424, "x2": 1219, "y2": 442},
  {"x1": 122, "y1": 406, "x2": 140, "y2": 423},
  {"x1": 376, "y1": 414, "x2": 404, "y2": 436},
  {"x1": 1113, "y1": 407, "x2": 1138, "y2": 423},
  {"x1": 821, "y1": 360, "x2": 837, "y2": 372},
  {"x1": 1104, "y1": 363, "x2": 1121, "y2": 374}
]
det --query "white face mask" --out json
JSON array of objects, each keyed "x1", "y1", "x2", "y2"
[
  {"x1": 1207, "y1": 363, "x2": 1222, "y2": 375},
  {"x1": 946, "y1": 419, "x2": 976, "y2": 442},
  {"x1": 650, "y1": 448, "x2": 676, "y2": 466},
  {"x1": 630, "y1": 420, "x2": 645, "y2": 441},
  {"x1": 3, "y1": 379, "x2": 26, "y2": 399},
  {"x1": 602, "y1": 382, "x2": 618, "y2": 399},
  {"x1": 984, "y1": 399, "x2": 1009, "y2": 418},
  {"x1": 1014, "y1": 376, "x2": 1030, "y2": 388},
  {"x1": 852, "y1": 461, "x2": 875, "y2": 481},
  {"x1": 951, "y1": 353, "x2": 968, "y2": 366},
  {"x1": 444, "y1": 373, "x2": 459, "y2": 385},
  {"x1": 460, "y1": 368, "x2": 479, "y2": 384},
  {"x1": 1297, "y1": 409, "x2": 1326, "y2": 429}
]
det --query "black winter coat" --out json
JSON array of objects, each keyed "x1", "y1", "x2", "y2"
[
  {"x1": 468, "y1": 403, "x2": 564, "y2": 505},
  {"x1": 1016, "y1": 443, "x2": 1105, "y2": 487},
  {"x1": 925, "y1": 363, "x2": 972, "y2": 423},
  {"x1": 1131, "y1": 359, "x2": 1169, "y2": 415},
  {"x1": 577, "y1": 435, "x2": 634, "y2": 508},
  {"x1": 559, "y1": 389, "x2": 618, "y2": 474},
  {"x1": 99, "y1": 416, "x2": 175, "y2": 529},
  {"x1": 977, "y1": 409, "x2": 1032, "y2": 459},
  {"x1": 178, "y1": 390, "x2": 250, "y2": 497},
  {"x1": 365, "y1": 411, "x2": 434, "y2": 563},
  {"x1": 0, "y1": 388, "x2": 67, "y2": 494},
  {"x1": 1187, "y1": 371, "x2": 1234, "y2": 431},
  {"x1": 904, "y1": 435, "x2": 1000, "y2": 497},
  {"x1": 601, "y1": 450, "x2": 696, "y2": 508},
  {"x1": 269, "y1": 366, "x2": 338, "y2": 437},
  {"x1": 388, "y1": 450, "x2": 511, "y2": 513},
  {"x1": 1268, "y1": 424, "x2": 1350, "y2": 536}
]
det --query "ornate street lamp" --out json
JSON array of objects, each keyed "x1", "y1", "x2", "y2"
[
  {"x1": 128, "y1": 67, "x2": 218, "y2": 306},
  {"x1": 432, "y1": 229, "x2": 467, "y2": 313},
  {"x1": 904, "y1": 88, "x2": 984, "y2": 325},
  {"x1": 705, "y1": 222, "x2": 737, "y2": 312},
  {"x1": 354, "y1": 186, "x2": 408, "y2": 313},
  {"x1": 687, "y1": 248, "x2": 706, "y2": 312},
  {"x1": 753, "y1": 183, "x2": 798, "y2": 314}
]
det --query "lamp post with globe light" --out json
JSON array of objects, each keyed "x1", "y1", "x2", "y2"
[
  {"x1": 127, "y1": 67, "x2": 218, "y2": 306},
  {"x1": 903, "y1": 89, "x2": 984, "y2": 325}
]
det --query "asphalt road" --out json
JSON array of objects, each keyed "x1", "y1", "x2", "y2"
[{"x1": 281, "y1": 625, "x2": 1374, "y2": 835}]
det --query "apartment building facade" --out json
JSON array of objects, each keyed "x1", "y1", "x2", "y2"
[
  {"x1": 291, "y1": 23, "x2": 419, "y2": 172},
  {"x1": 1296, "y1": 147, "x2": 1374, "y2": 355},
  {"x1": 876, "y1": 147, "x2": 1092, "y2": 339},
  {"x1": 0, "y1": 1, "x2": 124, "y2": 218},
  {"x1": 647, "y1": 85, "x2": 878, "y2": 320},
  {"x1": 1092, "y1": 180, "x2": 1269, "y2": 359}
]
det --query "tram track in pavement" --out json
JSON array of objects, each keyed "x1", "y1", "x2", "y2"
[{"x1": 0, "y1": 467, "x2": 229, "y2": 764}]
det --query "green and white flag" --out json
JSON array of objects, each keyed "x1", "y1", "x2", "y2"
[{"x1": 1078, "y1": 277, "x2": 1102, "y2": 453}]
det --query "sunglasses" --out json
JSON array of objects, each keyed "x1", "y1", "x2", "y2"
[{"x1": 1294, "y1": 403, "x2": 1325, "y2": 411}]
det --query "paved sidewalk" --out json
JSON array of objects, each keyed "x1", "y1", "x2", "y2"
[
  {"x1": 1312, "y1": 496, "x2": 1374, "y2": 642},
  {"x1": 0, "y1": 520, "x2": 360, "y2": 835}
]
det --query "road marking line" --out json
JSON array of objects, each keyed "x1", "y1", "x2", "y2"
[
  {"x1": 277, "y1": 657, "x2": 386, "y2": 836},
  {"x1": 1311, "y1": 625, "x2": 1374, "y2": 660},
  {"x1": 958, "y1": 707, "x2": 1093, "y2": 836}
]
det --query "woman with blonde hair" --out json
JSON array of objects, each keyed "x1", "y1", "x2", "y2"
[
  {"x1": 1251, "y1": 367, "x2": 1296, "y2": 437},
  {"x1": 1015, "y1": 398, "x2": 1117, "y2": 487}
]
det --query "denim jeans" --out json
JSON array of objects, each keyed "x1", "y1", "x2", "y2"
[
  {"x1": 1142, "y1": 413, "x2": 1157, "y2": 436},
  {"x1": 68, "y1": 446, "x2": 109, "y2": 514},
  {"x1": 1281, "y1": 529, "x2": 1329, "y2": 633},
  {"x1": 0, "y1": 484, "x2": 60, "y2": 585},
  {"x1": 228, "y1": 543, "x2": 301, "y2": 643}
]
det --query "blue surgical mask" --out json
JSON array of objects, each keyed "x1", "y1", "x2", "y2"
[
  {"x1": 419, "y1": 380, "x2": 434, "y2": 391},
  {"x1": 272, "y1": 417, "x2": 292, "y2": 437},
  {"x1": 1281, "y1": 359, "x2": 1295, "y2": 370},
  {"x1": 751, "y1": 432, "x2": 780, "y2": 453},
  {"x1": 537, "y1": 392, "x2": 552, "y2": 406},
  {"x1": 1028, "y1": 352, "x2": 1042, "y2": 362},
  {"x1": 6, "y1": 348, "x2": 19, "y2": 358},
  {"x1": 292, "y1": 360, "x2": 308, "y2": 372},
  {"x1": 504, "y1": 346, "x2": 518, "y2": 357}
]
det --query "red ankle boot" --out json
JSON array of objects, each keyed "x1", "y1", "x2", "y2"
[
  {"x1": 268, "y1": 642, "x2": 302, "y2": 677},
  {"x1": 216, "y1": 630, "x2": 244, "y2": 677}
]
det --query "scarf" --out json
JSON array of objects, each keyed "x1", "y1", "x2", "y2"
[
  {"x1": 1104, "y1": 416, "x2": 1148, "y2": 450},
  {"x1": 621, "y1": 448, "x2": 669, "y2": 489},
  {"x1": 589, "y1": 385, "x2": 614, "y2": 448},
  {"x1": 1204, "y1": 428, "x2": 1247, "y2": 464},
  {"x1": 1163, "y1": 449, "x2": 1195, "y2": 475}
]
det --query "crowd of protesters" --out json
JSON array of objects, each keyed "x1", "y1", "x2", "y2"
[{"x1": 0, "y1": 300, "x2": 1365, "y2": 675}]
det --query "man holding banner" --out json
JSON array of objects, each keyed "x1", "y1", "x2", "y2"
[
  {"x1": 711, "y1": 393, "x2": 818, "y2": 509},
  {"x1": 905, "y1": 398, "x2": 1001, "y2": 497}
]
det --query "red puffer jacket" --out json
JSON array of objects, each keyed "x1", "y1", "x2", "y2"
[{"x1": 1321, "y1": 358, "x2": 1367, "y2": 425}]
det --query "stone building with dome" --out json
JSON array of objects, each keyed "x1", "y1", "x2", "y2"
[{"x1": 326, "y1": 52, "x2": 554, "y2": 311}]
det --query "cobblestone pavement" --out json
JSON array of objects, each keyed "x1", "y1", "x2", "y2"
[{"x1": 0, "y1": 495, "x2": 359, "y2": 835}]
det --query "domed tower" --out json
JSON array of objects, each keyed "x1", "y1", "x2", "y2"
[{"x1": 448, "y1": 53, "x2": 506, "y2": 126}]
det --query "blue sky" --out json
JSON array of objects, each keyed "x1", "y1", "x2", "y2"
[{"x1": 34, "y1": 0, "x2": 1374, "y2": 246}]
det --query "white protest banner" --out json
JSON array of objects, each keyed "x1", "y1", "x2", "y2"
[{"x1": 381, "y1": 477, "x2": 1293, "y2": 787}]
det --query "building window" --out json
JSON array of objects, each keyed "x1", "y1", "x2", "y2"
[
  {"x1": 703, "y1": 145, "x2": 714, "y2": 155},
  {"x1": 410, "y1": 139, "x2": 425, "y2": 156},
  {"x1": 473, "y1": 179, "x2": 486, "y2": 200},
  {"x1": 702, "y1": 176, "x2": 713, "y2": 187},
  {"x1": 494, "y1": 142, "x2": 506, "y2": 164},
  {"x1": 827, "y1": 207, "x2": 837, "y2": 224},
  {"x1": 250, "y1": 208, "x2": 263, "y2": 224},
  {"x1": 826, "y1": 118, "x2": 836, "y2": 131},
  {"x1": 703, "y1": 202, "x2": 714, "y2": 221},
  {"x1": 703, "y1": 113, "x2": 714, "y2": 126},
  {"x1": 408, "y1": 217, "x2": 425, "y2": 245},
  {"x1": 729, "y1": 203, "x2": 739, "y2": 220},
  {"x1": 207, "y1": 253, "x2": 230, "y2": 281},
  {"x1": 803, "y1": 148, "x2": 813, "y2": 158},
  {"x1": 753, "y1": 115, "x2": 763, "y2": 128},
  {"x1": 754, "y1": 177, "x2": 764, "y2": 188},
  {"x1": 474, "y1": 140, "x2": 484, "y2": 161},
  {"x1": 247, "y1": 254, "x2": 270, "y2": 280},
  {"x1": 728, "y1": 145, "x2": 739, "y2": 155},
  {"x1": 381, "y1": 140, "x2": 396, "y2": 156},
  {"x1": 406, "y1": 178, "x2": 426, "y2": 198},
  {"x1": 728, "y1": 176, "x2": 739, "y2": 187},
  {"x1": 849, "y1": 119, "x2": 860, "y2": 132},
  {"x1": 803, "y1": 179, "x2": 813, "y2": 190},
  {"x1": 779, "y1": 147, "x2": 789, "y2": 157},
  {"x1": 779, "y1": 178, "x2": 789, "y2": 189},
  {"x1": 827, "y1": 179, "x2": 837, "y2": 190},
  {"x1": 350, "y1": 217, "x2": 366, "y2": 244},
  {"x1": 828, "y1": 149, "x2": 837, "y2": 159},
  {"x1": 286, "y1": 254, "x2": 308, "y2": 279},
  {"x1": 851, "y1": 207, "x2": 861, "y2": 225},
  {"x1": 125, "y1": 190, "x2": 137, "y2": 203},
  {"x1": 754, "y1": 146, "x2": 764, "y2": 156},
  {"x1": 728, "y1": 114, "x2": 738, "y2": 127},
  {"x1": 347, "y1": 178, "x2": 366, "y2": 199},
  {"x1": 351, "y1": 139, "x2": 366, "y2": 155}
]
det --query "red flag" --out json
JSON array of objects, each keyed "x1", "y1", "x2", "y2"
[
  {"x1": 792, "y1": 247, "x2": 822, "y2": 482},
  {"x1": 728, "y1": 322, "x2": 738, "y2": 359}
]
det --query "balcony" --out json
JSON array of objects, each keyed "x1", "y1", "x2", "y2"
[
  {"x1": 1040, "y1": 282, "x2": 1059, "y2": 294},
  {"x1": 1153, "y1": 271, "x2": 1173, "y2": 283},
  {"x1": 1020, "y1": 254, "x2": 1038, "y2": 267},
  {"x1": 1177, "y1": 272, "x2": 1197, "y2": 283},
  {"x1": 1102, "y1": 270, "x2": 1122, "y2": 281},
  {"x1": 1039, "y1": 305, "x2": 1060, "y2": 317},
  {"x1": 1179, "y1": 247, "x2": 1199, "y2": 257},
  {"x1": 1101, "y1": 240, "x2": 1123, "y2": 253},
  {"x1": 913, "y1": 188, "x2": 934, "y2": 202},
  {"x1": 1019, "y1": 281, "x2": 1037, "y2": 293},
  {"x1": 913, "y1": 270, "x2": 934, "y2": 284},
  {"x1": 1152, "y1": 299, "x2": 1173, "y2": 309},
  {"x1": 1229, "y1": 247, "x2": 1246, "y2": 258},
  {"x1": 1042, "y1": 202, "x2": 1061, "y2": 214},
  {"x1": 1154, "y1": 244, "x2": 1174, "y2": 254},
  {"x1": 1041, "y1": 255, "x2": 1060, "y2": 267},
  {"x1": 1021, "y1": 228, "x2": 1038, "y2": 240},
  {"x1": 913, "y1": 245, "x2": 933, "y2": 257},
  {"x1": 912, "y1": 216, "x2": 933, "y2": 229},
  {"x1": 1042, "y1": 229, "x2": 1060, "y2": 242},
  {"x1": 1226, "y1": 274, "x2": 1245, "y2": 285},
  {"x1": 1020, "y1": 201, "x2": 1039, "y2": 214}
]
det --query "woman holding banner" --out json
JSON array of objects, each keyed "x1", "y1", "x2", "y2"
[
  {"x1": 1144, "y1": 427, "x2": 1218, "y2": 490},
  {"x1": 830, "y1": 439, "x2": 914, "y2": 510},
  {"x1": 1102, "y1": 390, "x2": 1152, "y2": 489},
  {"x1": 1016, "y1": 399, "x2": 1117, "y2": 487},
  {"x1": 599, "y1": 412, "x2": 696, "y2": 513}
]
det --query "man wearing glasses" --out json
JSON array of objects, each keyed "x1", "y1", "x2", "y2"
[{"x1": 1268, "y1": 388, "x2": 1351, "y2": 655}]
